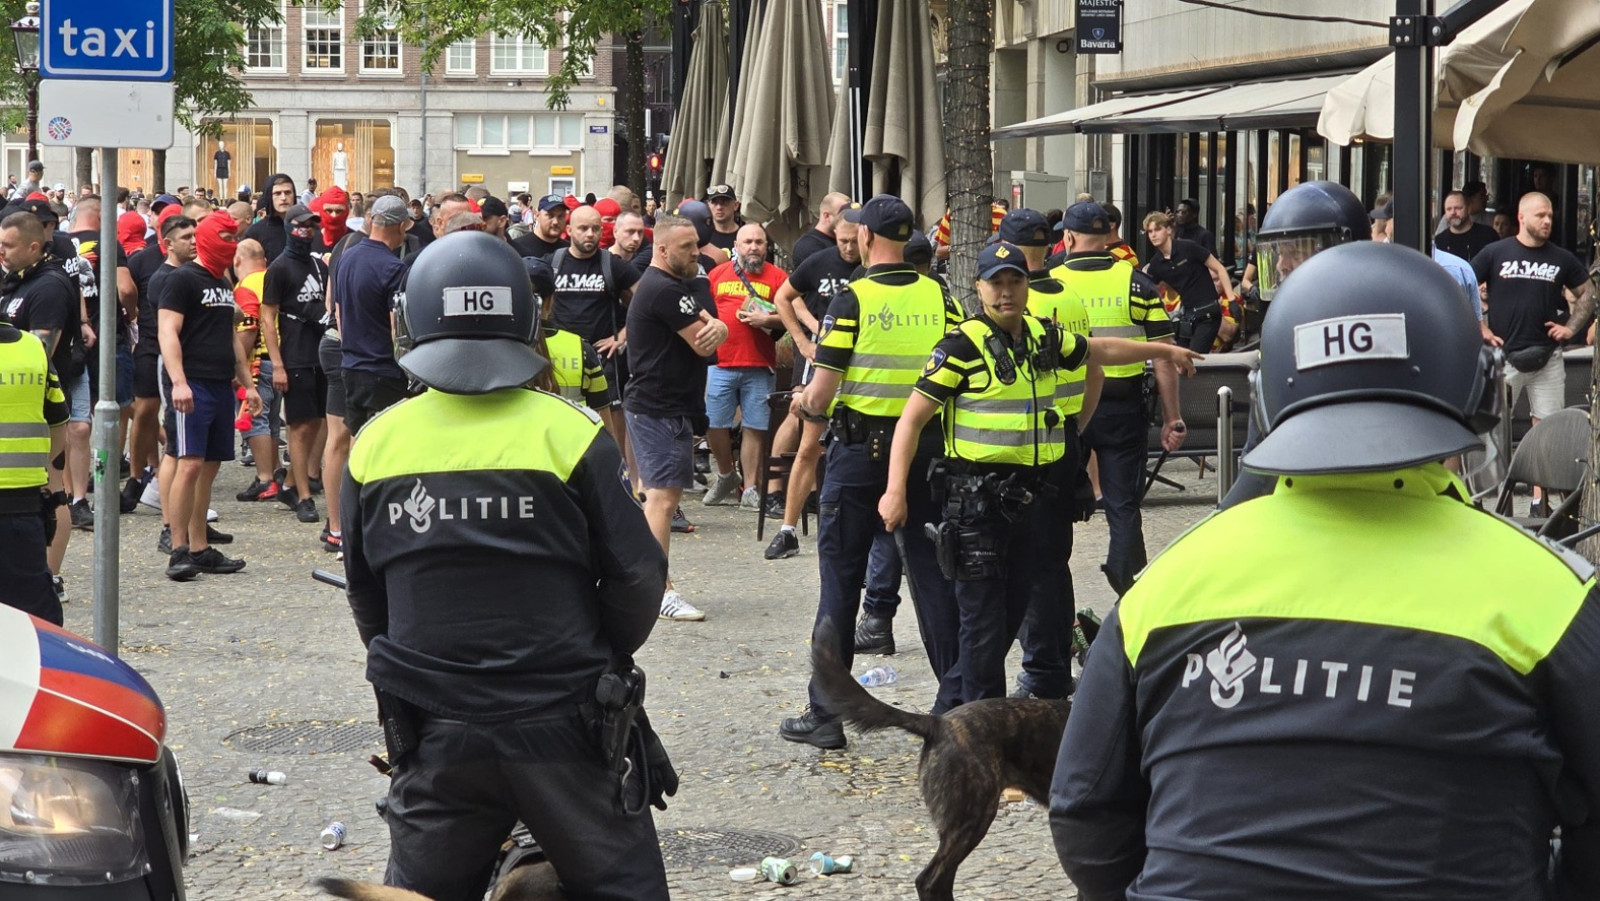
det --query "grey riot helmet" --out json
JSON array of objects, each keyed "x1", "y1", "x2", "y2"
[
  {"x1": 1243, "y1": 242, "x2": 1501, "y2": 475},
  {"x1": 1254, "y1": 180, "x2": 1370, "y2": 302},
  {"x1": 394, "y1": 231, "x2": 547, "y2": 395}
]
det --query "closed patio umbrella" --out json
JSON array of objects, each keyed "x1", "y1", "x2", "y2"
[{"x1": 662, "y1": 1, "x2": 728, "y2": 207}]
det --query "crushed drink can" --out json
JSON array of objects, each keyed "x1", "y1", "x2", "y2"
[
  {"x1": 247, "y1": 769, "x2": 287, "y2": 785},
  {"x1": 759, "y1": 856, "x2": 798, "y2": 885},
  {"x1": 807, "y1": 851, "x2": 853, "y2": 875},
  {"x1": 319, "y1": 821, "x2": 346, "y2": 850}
]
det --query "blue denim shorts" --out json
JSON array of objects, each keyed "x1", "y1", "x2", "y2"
[{"x1": 704, "y1": 366, "x2": 776, "y2": 431}]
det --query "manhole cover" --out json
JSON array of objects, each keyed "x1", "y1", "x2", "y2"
[
  {"x1": 223, "y1": 721, "x2": 384, "y2": 755},
  {"x1": 659, "y1": 828, "x2": 802, "y2": 868}
]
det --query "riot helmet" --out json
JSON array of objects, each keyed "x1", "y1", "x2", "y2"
[
  {"x1": 1254, "y1": 181, "x2": 1370, "y2": 302},
  {"x1": 395, "y1": 231, "x2": 547, "y2": 395},
  {"x1": 1243, "y1": 242, "x2": 1500, "y2": 475}
]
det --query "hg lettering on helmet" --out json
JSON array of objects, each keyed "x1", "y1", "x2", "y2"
[
  {"x1": 1292, "y1": 314, "x2": 1408, "y2": 371},
  {"x1": 443, "y1": 285, "x2": 515, "y2": 317}
]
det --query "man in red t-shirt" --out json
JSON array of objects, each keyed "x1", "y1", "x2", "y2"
[{"x1": 703, "y1": 223, "x2": 787, "y2": 508}]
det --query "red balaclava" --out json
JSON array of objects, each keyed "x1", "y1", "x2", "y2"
[
  {"x1": 154, "y1": 205, "x2": 182, "y2": 256},
  {"x1": 594, "y1": 197, "x2": 622, "y2": 249},
  {"x1": 117, "y1": 210, "x2": 148, "y2": 256},
  {"x1": 194, "y1": 210, "x2": 238, "y2": 278},
  {"x1": 317, "y1": 186, "x2": 351, "y2": 248}
]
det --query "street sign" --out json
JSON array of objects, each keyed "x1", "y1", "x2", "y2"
[
  {"x1": 41, "y1": 0, "x2": 173, "y2": 80},
  {"x1": 40, "y1": 79, "x2": 173, "y2": 147}
]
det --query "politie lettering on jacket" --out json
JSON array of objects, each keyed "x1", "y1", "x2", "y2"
[
  {"x1": 862, "y1": 302, "x2": 940, "y2": 331},
  {"x1": 387, "y1": 478, "x2": 536, "y2": 534},
  {"x1": 1180, "y1": 623, "x2": 1418, "y2": 710}
]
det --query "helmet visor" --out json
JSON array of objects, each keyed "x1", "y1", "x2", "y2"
[{"x1": 1256, "y1": 231, "x2": 1344, "y2": 302}]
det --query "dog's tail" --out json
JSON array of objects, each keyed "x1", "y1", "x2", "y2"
[
  {"x1": 316, "y1": 877, "x2": 435, "y2": 901},
  {"x1": 811, "y1": 618, "x2": 939, "y2": 740}
]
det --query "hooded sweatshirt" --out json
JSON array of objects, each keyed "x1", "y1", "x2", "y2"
[
  {"x1": 262, "y1": 212, "x2": 329, "y2": 369},
  {"x1": 244, "y1": 173, "x2": 295, "y2": 261}
]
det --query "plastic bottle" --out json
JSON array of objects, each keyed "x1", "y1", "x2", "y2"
[
  {"x1": 807, "y1": 852, "x2": 854, "y2": 875},
  {"x1": 857, "y1": 665, "x2": 898, "y2": 687},
  {"x1": 247, "y1": 769, "x2": 287, "y2": 785}
]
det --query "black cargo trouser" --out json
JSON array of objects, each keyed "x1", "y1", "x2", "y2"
[{"x1": 384, "y1": 706, "x2": 668, "y2": 901}]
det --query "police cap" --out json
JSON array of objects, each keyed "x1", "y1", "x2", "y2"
[
  {"x1": 1061, "y1": 201, "x2": 1111, "y2": 235},
  {"x1": 843, "y1": 194, "x2": 915, "y2": 242},
  {"x1": 976, "y1": 242, "x2": 1030, "y2": 281},
  {"x1": 997, "y1": 209, "x2": 1053, "y2": 247}
]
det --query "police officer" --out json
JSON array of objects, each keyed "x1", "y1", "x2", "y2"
[
  {"x1": 1053, "y1": 201, "x2": 1182, "y2": 596},
  {"x1": 342, "y1": 231, "x2": 675, "y2": 901},
  {"x1": 0, "y1": 317, "x2": 68, "y2": 623},
  {"x1": 524, "y1": 255, "x2": 615, "y2": 429},
  {"x1": 1003, "y1": 208, "x2": 1101, "y2": 700},
  {"x1": 1220, "y1": 180, "x2": 1370, "y2": 510},
  {"x1": 779, "y1": 193, "x2": 963, "y2": 747},
  {"x1": 1050, "y1": 241, "x2": 1600, "y2": 900},
  {"x1": 881, "y1": 242, "x2": 1197, "y2": 702}
]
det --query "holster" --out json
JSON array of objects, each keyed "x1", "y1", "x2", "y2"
[
  {"x1": 831, "y1": 407, "x2": 893, "y2": 461},
  {"x1": 592, "y1": 666, "x2": 645, "y2": 779},
  {"x1": 374, "y1": 688, "x2": 420, "y2": 767},
  {"x1": 925, "y1": 520, "x2": 959, "y2": 580},
  {"x1": 932, "y1": 466, "x2": 1040, "y2": 581},
  {"x1": 40, "y1": 489, "x2": 64, "y2": 544}
]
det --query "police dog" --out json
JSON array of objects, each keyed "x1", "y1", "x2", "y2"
[
  {"x1": 317, "y1": 866, "x2": 564, "y2": 901},
  {"x1": 811, "y1": 619, "x2": 1072, "y2": 901}
]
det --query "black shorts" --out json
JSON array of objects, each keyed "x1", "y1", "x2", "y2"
[
  {"x1": 283, "y1": 366, "x2": 328, "y2": 425},
  {"x1": 134, "y1": 350, "x2": 160, "y2": 399},
  {"x1": 318, "y1": 334, "x2": 346, "y2": 419},
  {"x1": 163, "y1": 376, "x2": 236, "y2": 461}
]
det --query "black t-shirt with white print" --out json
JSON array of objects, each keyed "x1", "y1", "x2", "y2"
[
  {"x1": 158, "y1": 262, "x2": 237, "y2": 382},
  {"x1": 549, "y1": 250, "x2": 642, "y2": 347},
  {"x1": 787, "y1": 247, "x2": 858, "y2": 326},
  {"x1": 1472, "y1": 236, "x2": 1588, "y2": 353}
]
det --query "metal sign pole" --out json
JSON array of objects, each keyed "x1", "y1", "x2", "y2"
[{"x1": 92, "y1": 149, "x2": 119, "y2": 652}]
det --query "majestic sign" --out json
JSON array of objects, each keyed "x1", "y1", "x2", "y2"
[{"x1": 1076, "y1": 0, "x2": 1123, "y2": 55}]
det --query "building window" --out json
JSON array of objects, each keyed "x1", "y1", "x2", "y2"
[
  {"x1": 445, "y1": 39, "x2": 475, "y2": 75},
  {"x1": 314, "y1": 118, "x2": 394, "y2": 191},
  {"x1": 302, "y1": 3, "x2": 343, "y2": 73},
  {"x1": 832, "y1": 3, "x2": 848, "y2": 84},
  {"x1": 455, "y1": 113, "x2": 583, "y2": 150},
  {"x1": 490, "y1": 33, "x2": 547, "y2": 75},
  {"x1": 245, "y1": 1, "x2": 286, "y2": 72},
  {"x1": 197, "y1": 118, "x2": 278, "y2": 195},
  {"x1": 567, "y1": 49, "x2": 593, "y2": 80},
  {"x1": 359, "y1": 2, "x2": 400, "y2": 73}
]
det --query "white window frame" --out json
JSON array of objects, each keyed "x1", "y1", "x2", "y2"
[
  {"x1": 358, "y1": 0, "x2": 401, "y2": 75},
  {"x1": 244, "y1": 0, "x2": 287, "y2": 73},
  {"x1": 301, "y1": 2, "x2": 345, "y2": 74},
  {"x1": 445, "y1": 38, "x2": 475, "y2": 76},
  {"x1": 489, "y1": 33, "x2": 548, "y2": 76},
  {"x1": 832, "y1": 3, "x2": 848, "y2": 85}
]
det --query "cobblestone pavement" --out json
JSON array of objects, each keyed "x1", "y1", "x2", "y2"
[{"x1": 56, "y1": 456, "x2": 1223, "y2": 900}]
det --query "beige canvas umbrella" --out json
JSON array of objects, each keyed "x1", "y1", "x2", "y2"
[
  {"x1": 661, "y1": 1, "x2": 728, "y2": 207},
  {"x1": 863, "y1": 0, "x2": 945, "y2": 227},
  {"x1": 720, "y1": 0, "x2": 836, "y2": 244},
  {"x1": 1453, "y1": 0, "x2": 1600, "y2": 164},
  {"x1": 711, "y1": 0, "x2": 767, "y2": 187}
]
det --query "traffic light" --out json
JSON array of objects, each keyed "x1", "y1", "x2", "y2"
[{"x1": 648, "y1": 152, "x2": 663, "y2": 174}]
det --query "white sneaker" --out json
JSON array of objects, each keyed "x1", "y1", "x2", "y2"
[
  {"x1": 739, "y1": 487, "x2": 761, "y2": 510},
  {"x1": 139, "y1": 478, "x2": 161, "y2": 510},
  {"x1": 659, "y1": 589, "x2": 705, "y2": 621},
  {"x1": 702, "y1": 469, "x2": 741, "y2": 506}
]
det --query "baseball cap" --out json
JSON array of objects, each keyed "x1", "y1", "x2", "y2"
[
  {"x1": 478, "y1": 196, "x2": 509, "y2": 219},
  {"x1": 26, "y1": 161, "x2": 42, "y2": 173},
  {"x1": 1061, "y1": 201, "x2": 1111, "y2": 235},
  {"x1": 285, "y1": 203, "x2": 320, "y2": 227},
  {"x1": 19, "y1": 198, "x2": 57, "y2": 226},
  {"x1": 369, "y1": 195, "x2": 409, "y2": 226},
  {"x1": 523, "y1": 255, "x2": 556, "y2": 298},
  {"x1": 843, "y1": 193, "x2": 915, "y2": 242},
  {"x1": 150, "y1": 194, "x2": 180, "y2": 213},
  {"x1": 976, "y1": 242, "x2": 1030, "y2": 280},
  {"x1": 997, "y1": 209, "x2": 1053, "y2": 247},
  {"x1": 905, "y1": 230, "x2": 934, "y2": 267},
  {"x1": 537, "y1": 194, "x2": 568, "y2": 213},
  {"x1": 1371, "y1": 203, "x2": 1393, "y2": 221},
  {"x1": 705, "y1": 184, "x2": 736, "y2": 201}
]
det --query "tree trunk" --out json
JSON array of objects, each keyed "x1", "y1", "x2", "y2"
[
  {"x1": 940, "y1": 0, "x2": 995, "y2": 315},
  {"x1": 151, "y1": 149, "x2": 167, "y2": 194},
  {"x1": 75, "y1": 148, "x2": 94, "y2": 194},
  {"x1": 621, "y1": 29, "x2": 648, "y2": 202}
]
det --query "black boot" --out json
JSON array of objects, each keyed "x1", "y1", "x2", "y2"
[
  {"x1": 853, "y1": 614, "x2": 895, "y2": 656},
  {"x1": 778, "y1": 708, "x2": 846, "y2": 749}
]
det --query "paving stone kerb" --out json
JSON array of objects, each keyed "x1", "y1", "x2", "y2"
[{"x1": 56, "y1": 459, "x2": 1218, "y2": 899}]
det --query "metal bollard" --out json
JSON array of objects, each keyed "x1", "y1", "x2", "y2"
[{"x1": 1216, "y1": 386, "x2": 1237, "y2": 504}]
